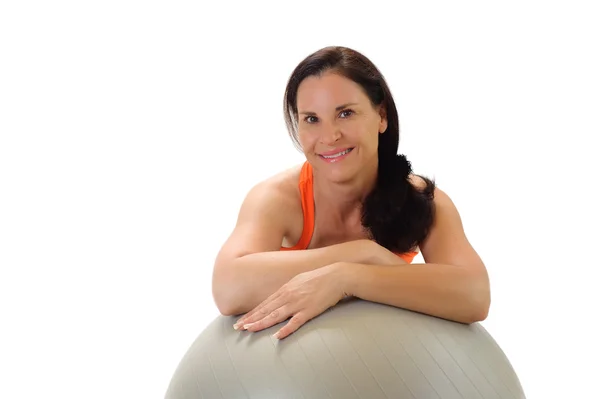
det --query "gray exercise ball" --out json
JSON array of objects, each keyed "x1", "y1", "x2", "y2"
[{"x1": 165, "y1": 298, "x2": 525, "y2": 398}]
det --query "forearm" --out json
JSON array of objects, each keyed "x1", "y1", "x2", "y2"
[
  {"x1": 212, "y1": 239, "x2": 379, "y2": 315},
  {"x1": 342, "y1": 262, "x2": 490, "y2": 324}
]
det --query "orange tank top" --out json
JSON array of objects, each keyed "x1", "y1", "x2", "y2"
[{"x1": 280, "y1": 162, "x2": 419, "y2": 264}]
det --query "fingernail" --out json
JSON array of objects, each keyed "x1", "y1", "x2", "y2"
[
  {"x1": 233, "y1": 321, "x2": 244, "y2": 330},
  {"x1": 272, "y1": 331, "x2": 280, "y2": 339},
  {"x1": 243, "y1": 323, "x2": 253, "y2": 330}
]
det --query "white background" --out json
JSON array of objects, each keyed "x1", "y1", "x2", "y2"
[{"x1": 1, "y1": 1, "x2": 599, "y2": 398}]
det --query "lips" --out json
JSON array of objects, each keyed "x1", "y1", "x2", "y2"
[
  {"x1": 319, "y1": 147, "x2": 354, "y2": 158},
  {"x1": 318, "y1": 147, "x2": 354, "y2": 163}
]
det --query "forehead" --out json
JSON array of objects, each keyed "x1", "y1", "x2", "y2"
[{"x1": 296, "y1": 72, "x2": 369, "y2": 111}]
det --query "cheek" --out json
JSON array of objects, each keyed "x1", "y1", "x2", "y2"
[
  {"x1": 353, "y1": 124, "x2": 380, "y2": 152},
  {"x1": 352, "y1": 123, "x2": 379, "y2": 143},
  {"x1": 297, "y1": 129, "x2": 317, "y2": 148}
]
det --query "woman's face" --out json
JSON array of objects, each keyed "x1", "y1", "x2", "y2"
[{"x1": 296, "y1": 71, "x2": 387, "y2": 183}]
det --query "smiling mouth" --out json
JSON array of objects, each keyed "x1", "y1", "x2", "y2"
[{"x1": 320, "y1": 148, "x2": 354, "y2": 159}]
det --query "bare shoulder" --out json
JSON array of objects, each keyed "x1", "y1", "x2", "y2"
[
  {"x1": 408, "y1": 173, "x2": 459, "y2": 234},
  {"x1": 235, "y1": 163, "x2": 305, "y2": 237},
  {"x1": 407, "y1": 173, "x2": 459, "y2": 218},
  {"x1": 247, "y1": 163, "x2": 303, "y2": 213},
  {"x1": 410, "y1": 174, "x2": 487, "y2": 272},
  {"x1": 214, "y1": 164, "x2": 304, "y2": 262}
]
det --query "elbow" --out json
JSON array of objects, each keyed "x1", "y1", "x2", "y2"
[
  {"x1": 212, "y1": 269, "x2": 244, "y2": 317},
  {"x1": 215, "y1": 302, "x2": 242, "y2": 317},
  {"x1": 212, "y1": 279, "x2": 246, "y2": 316},
  {"x1": 477, "y1": 290, "x2": 491, "y2": 321},
  {"x1": 212, "y1": 289, "x2": 245, "y2": 317},
  {"x1": 466, "y1": 302, "x2": 489, "y2": 324},
  {"x1": 212, "y1": 290, "x2": 234, "y2": 316},
  {"x1": 457, "y1": 302, "x2": 489, "y2": 325},
  {"x1": 464, "y1": 281, "x2": 491, "y2": 324}
]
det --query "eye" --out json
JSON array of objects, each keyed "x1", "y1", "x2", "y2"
[
  {"x1": 303, "y1": 115, "x2": 318, "y2": 124},
  {"x1": 339, "y1": 109, "x2": 354, "y2": 118}
]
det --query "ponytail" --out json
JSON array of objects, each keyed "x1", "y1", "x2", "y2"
[{"x1": 361, "y1": 153, "x2": 436, "y2": 253}]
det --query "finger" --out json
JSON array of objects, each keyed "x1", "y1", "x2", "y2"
[
  {"x1": 273, "y1": 312, "x2": 308, "y2": 340},
  {"x1": 234, "y1": 304, "x2": 269, "y2": 329},
  {"x1": 241, "y1": 293, "x2": 289, "y2": 329},
  {"x1": 235, "y1": 290, "x2": 281, "y2": 326},
  {"x1": 234, "y1": 290, "x2": 283, "y2": 329},
  {"x1": 243, "y1": 305, "x2": 291, "y2": 332}
]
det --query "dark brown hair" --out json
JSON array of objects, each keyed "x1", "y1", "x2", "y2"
[{"x1": 283, "y1": 46, "x2": 436, "y2": 253}]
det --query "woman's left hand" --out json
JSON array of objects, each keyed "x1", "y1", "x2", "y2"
[{"x1": 233, "y1": 262, "x2": 348, "y2": 339}]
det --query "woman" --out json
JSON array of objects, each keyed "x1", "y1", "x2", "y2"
[{"x1": 211, "y1": 46, "x2": 490, "y2": 340}]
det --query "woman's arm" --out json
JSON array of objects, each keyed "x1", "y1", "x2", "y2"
[
  {"x1": 215, "y1": 240, "x2": 382, "y2": 316},
  {"x1": 211, "y1": 181, "x2": 396, "y2": 316},
  {"x1": 232, "y1": 187, "x2": 490, "y2": 338},
  {"x1": 341, "y1": 187, "x2": 491, "y2": 324},
  {"x1": 341, "y1": 262, "x2": 489, "y2": 324}
]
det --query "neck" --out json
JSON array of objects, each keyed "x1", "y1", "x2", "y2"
[{"x1": 312, "y1": 157, "x2": 379, "y2": 222}]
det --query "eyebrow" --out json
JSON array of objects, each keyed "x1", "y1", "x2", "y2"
[{"x1": 298, "y1": 102, "x2": 359, "y2": 115}]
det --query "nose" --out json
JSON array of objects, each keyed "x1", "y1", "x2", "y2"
[{"x1": 319, "y1": 125, "x2": 342, "y2": 146}]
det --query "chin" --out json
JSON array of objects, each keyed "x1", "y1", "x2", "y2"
[{"x1": 320, "y1": 162, "x2": 358, "y2": 184}]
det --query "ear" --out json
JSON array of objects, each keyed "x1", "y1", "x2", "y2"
[{"x1": 378, "y1": 105, "x2": 388, "y2": 133}]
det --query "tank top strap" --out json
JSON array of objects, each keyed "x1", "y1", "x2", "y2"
[{"x1": 280, "y1": 162, "x2": 314, "y2": 251}]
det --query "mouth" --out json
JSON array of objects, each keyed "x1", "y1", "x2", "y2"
[{"x1": 319, "y1": 148, "x2": 354, "y2": 159}]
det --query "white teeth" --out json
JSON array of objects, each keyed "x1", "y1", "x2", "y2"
[{"x1": 322, "y1": 148, "x2": 351, "y2": 159}]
